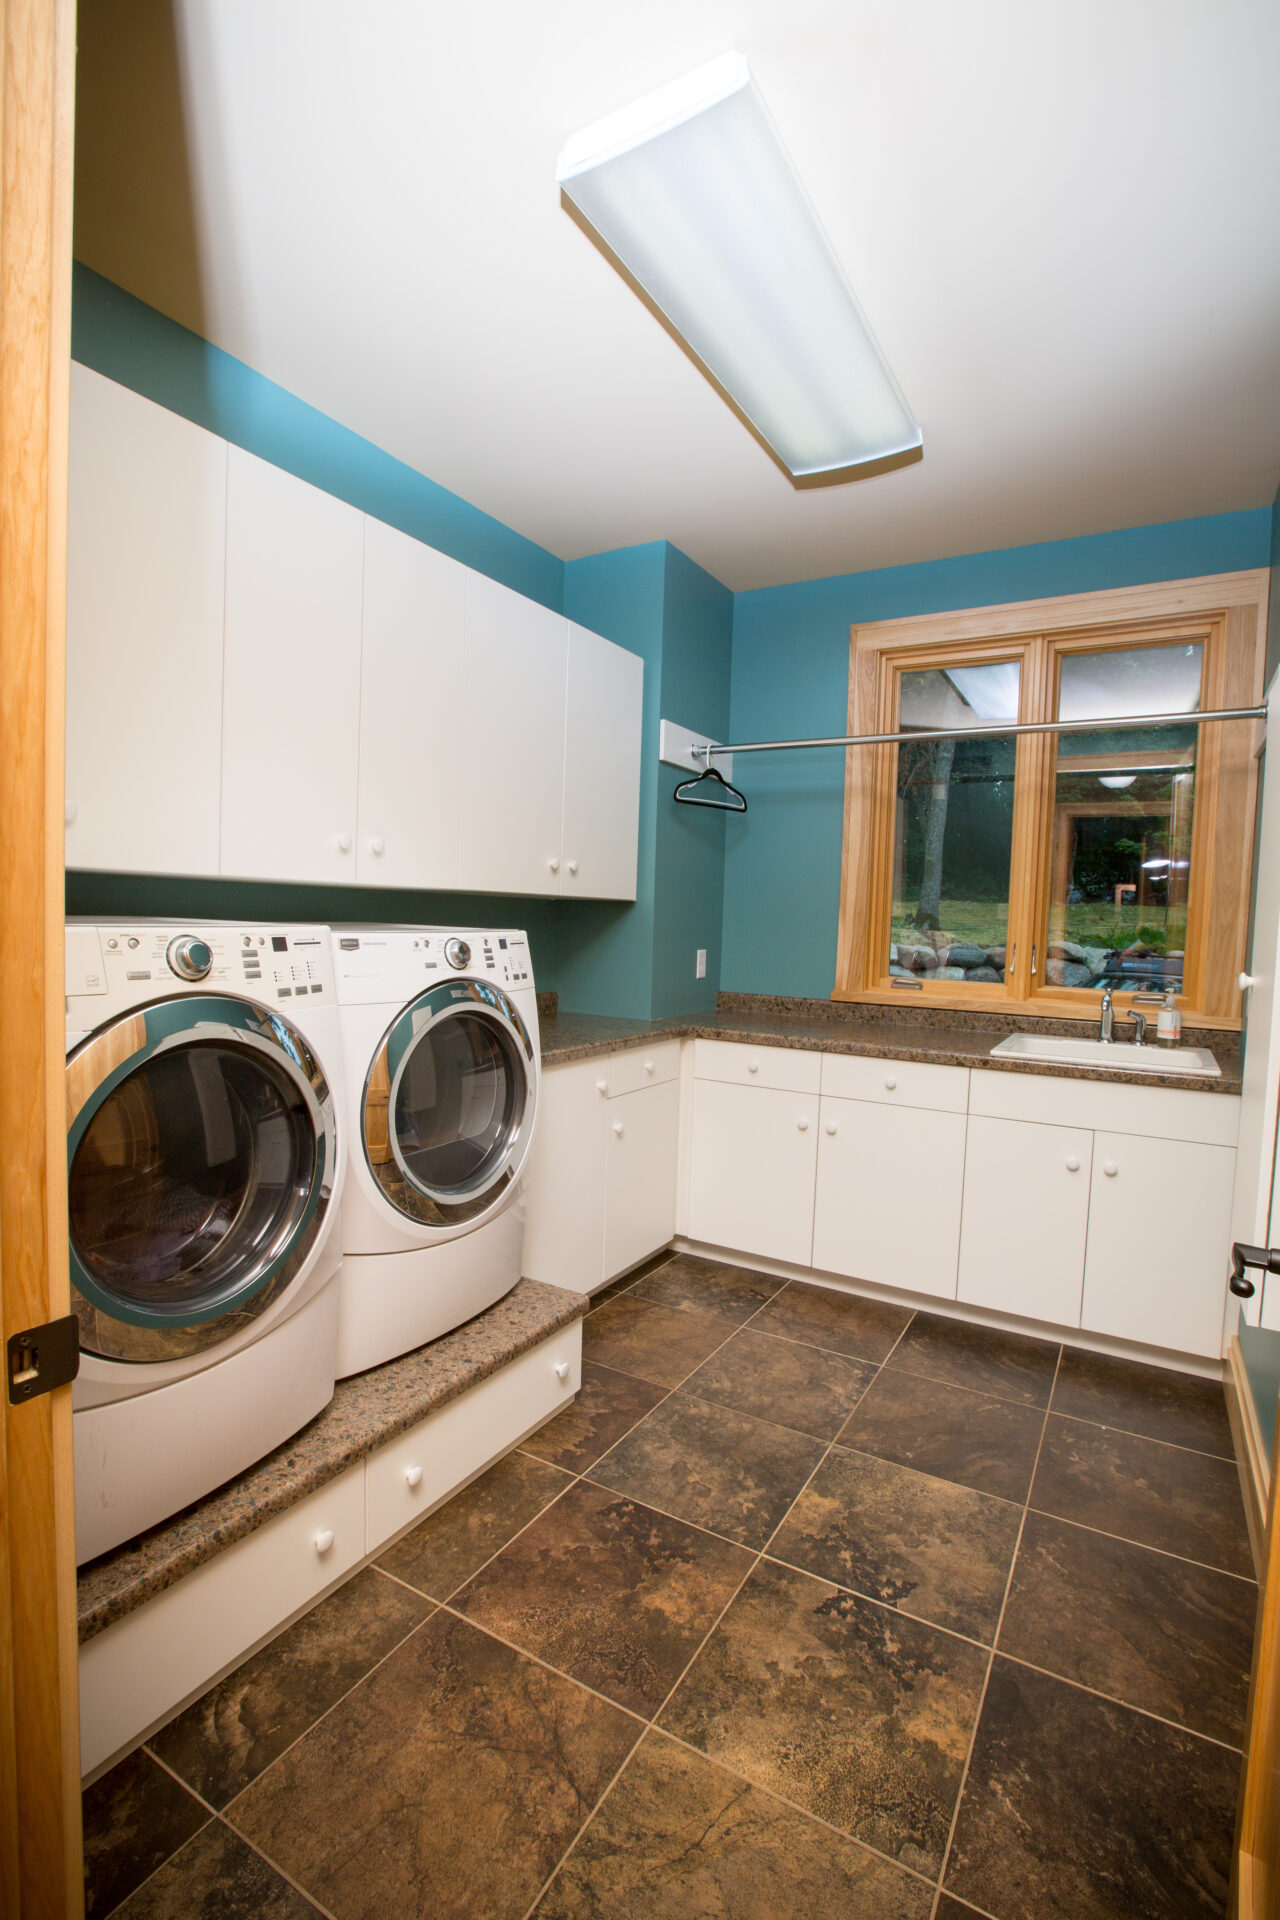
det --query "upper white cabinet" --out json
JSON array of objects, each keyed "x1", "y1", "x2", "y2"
[
  {"x1": 220, "y1": 449, "x2": 365, "y2": 884},
  {"x1": 459, "y1": 572, "x2": 568, "y2": 897},
  {"x1": 356, "y1": 518, "x2": 468, "y2": 888},
  {"x1": 561, "y1": 622, "x2": 644, "y2": 901},
  {"x1": 66, "y1": 365, "x2": 227, "y2": 877}
]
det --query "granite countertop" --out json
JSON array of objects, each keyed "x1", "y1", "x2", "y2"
[
  {"x1": 77, "y1": 1276, "x2": 588, "y2": 1643},
  {"x1": 538, "y1": 996, "x2": 1243, "y2": 1095}
]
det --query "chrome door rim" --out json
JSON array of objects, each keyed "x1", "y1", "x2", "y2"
[
  {"x1": 363, "y1": 978, "x2": 535, "y2": 1229},
  {"x1": 66, "y1": 994, "x2": 338, "y2": 1362}
]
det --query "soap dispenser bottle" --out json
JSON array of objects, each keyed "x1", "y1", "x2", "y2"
[{"x1": 1157, "y1": 989, "x2": 1182, "y2": 1048}]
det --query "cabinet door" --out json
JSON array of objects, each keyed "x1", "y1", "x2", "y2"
[
  {"x1": 687, "y1": 1080, "x2": 818, "y2": 1267},
  {"x1": 958, "y1": 1115, "x2": 1092, "y2": 1325},
  {"x1": 66, "y1": 366, "x2": 227, "y2": 876},
  {"x1": 604, "y1": 1080, "x2": 679, "y2": 1280},
  {"x1": 220, "y1": 449, "x2": 364, "y2": 883},
  {"x1": 522, "y1": 1061, "x2": 606, "y2": 1293},
  {"x1": 561, "y1": 621, "x2": 643, "y2": 901},
  {"x1": 1082, "y1": 1132, "x2": 1236, "y2": 1358},
  {"x1": 459, "y1": 572, "x2": 567, "y2": 895},
  {"x1": 813, "y1": 1096, "x2": 965, "y2": 1299},
  {"x1": 356, "y1": 517, "x2": 467, "y2": 887}
]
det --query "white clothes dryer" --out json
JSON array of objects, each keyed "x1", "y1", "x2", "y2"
[
  {"x1": 330, "y1": 925, "x2": 539, "y2": 1376},
  {"x1": 66, "y1": 921, "x2": 346, "y2": 1563}
]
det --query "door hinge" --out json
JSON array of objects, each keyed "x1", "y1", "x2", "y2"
[{"x1": 7, "y1": 1315, "x2": 79, "y2": 1404}]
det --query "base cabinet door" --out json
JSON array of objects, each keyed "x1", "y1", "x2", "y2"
[
  {"x1": 813, "y1": 1096, "x2": 965, "y2": 1298},
  {"x1": 958, "y1": 1115, "x2": 1092, "y2": 1325},
  {"x1": 687, "y1": 1080, "x2": 818, "y2": 1266},
  {"x1": 522, "y1": 1061, "x2": 607, "y2": 1294},
  {"x1": 1082, "y1": 1132, "x2": 1236, "y2": 1357},
  {"x1": 604, "y1": 1080, "x2": 679, "y2": 1280}
]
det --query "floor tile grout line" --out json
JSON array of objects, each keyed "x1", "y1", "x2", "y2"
[
  {"x1": 515, "y1": 1726, "x2": 648, "y2": 1920},
  {"x1": 210, "y1": 1815, "x2": 339, "y2": 1920},
  {"x1": 1020, "y1": 1502, "x2": 1257, "y2": 1582},
  {"x1": 433, "y1": 1598, "x2": 651, "y2": 1729},
  {"x1": 926, "y1": 1344, "x2": 1063, "y2": 1920},
  {"x1": 992, "y1": 1649, "x2": 1246, "y2": 1754},
  {"x1": 821, "y1": 1436, "x2": 1028, "y2": 1513},
  {"x1": 1043, "y1": 1403, "x2": 1240, "y2": 1463},
  {"x1": 753, "y1": 1548, "x2": 1000, "y2": 1656},
  {"x1": 879, "y1": 1354, "x2": 1057, "y2": 1416}
]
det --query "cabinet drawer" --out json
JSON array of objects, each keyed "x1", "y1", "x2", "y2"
[
  {"x1": 693, "y1": 1038, "x2": 820, "y2": 1095},
  {"x1": 364, "y1": 1325, "x2": 582, "y2": 1553},
  {"x1": 599, "y1": 1040, "x2": 682, "y2": 1098},
  {"x1": 80, "y1": 1463, "x2": 365, "y2": 1777},
  {"x1": 969, "y1": 1067, "x2": 1239, "y2": 1148},
  {"x1": 820, "y1": 1053, "x2": 969, "y2": 1113}
]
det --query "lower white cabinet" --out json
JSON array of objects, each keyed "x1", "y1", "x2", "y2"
[
  {"x1": 957, "y1": 1115, "x2": 1093, "y2": 1326},
  {"x1": 604, "y1": 1081, "x2": 680, "y2": 1279},
  {"x1": 687, "y1": 1078, "x2": 818, "y2": 1266},
  {"x1": 813, "y1": 1094, "x2": 965, "y2": 1298},
  {"x1": 1081, "y1": 1131, "x2": 1237, "y2": 1356}
]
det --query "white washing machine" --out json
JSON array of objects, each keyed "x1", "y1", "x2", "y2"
[
  {"x1": 66, "y1": 921, "x2": 346, "y2": 1564},
  {"x1": 331, "y1": 925, "x2": 539, "y2": 1376}
]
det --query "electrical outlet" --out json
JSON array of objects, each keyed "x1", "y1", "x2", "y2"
[{"x1": 696, "y1": 948, "x2": 707, "y2": 979}]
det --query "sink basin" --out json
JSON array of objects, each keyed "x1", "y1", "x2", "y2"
[{"x1": 990, "y1": 1033, "x2": 1221, "y2": 1078}]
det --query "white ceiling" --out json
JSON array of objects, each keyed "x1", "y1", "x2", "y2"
[{"x1": 73, "y1": 1, "x2": 1280, "y2": 593}]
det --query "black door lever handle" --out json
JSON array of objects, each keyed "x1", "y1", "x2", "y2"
[{"x1": 1229, "y1": 1243, "x2": 1280, "y2": 1299}]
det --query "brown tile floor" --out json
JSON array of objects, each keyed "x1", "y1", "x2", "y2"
[{"x1": 84, "y1": 1254, "x2": 1256, "y2": 1920}]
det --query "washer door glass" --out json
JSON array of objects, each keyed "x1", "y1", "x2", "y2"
[
  {"x1": 69, "y1": 1041, "x2": 316, "y2": 1318},
  {"x1": 365, "y1": 983, "x2": 534, "y2": 1228}
]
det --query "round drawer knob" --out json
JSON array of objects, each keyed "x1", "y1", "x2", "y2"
[
  {"x1": 613, "y1": 1123, "x2": 624, "y2": 1137},
  {"x1": 404, "y1": 1465, "x2": 423, "y2": 1490},
  {"x1": 884, "y1": 1075, "x2": 898, "y2": 1090},
  {"x1": 597, "y1": 1080, "x2": 608, "y2": 1095},
  {"x1": 645, "y1": 1060, "x2": 655, "y2": 1074},
  {"x1": 549, "y1": 856, "x2": 560, "y2": 872},
  {"x1": 336, "y1": 833, "x2": 352, "y2": 853},
  {"x1": 314, "y1": 1529, "x2": 335, "y2": 1556},
  {"x1": 748, "y1": 1061, "x2": 760, "y2": 1073},
  {"x1": 1065, "y1": 1155, "x2": 1080, "y2": 1172},
  {"x1": 568, "y1": 859, "x2": 579, "y2": 874},
  {"x1": 65, "y1": 799, "x2": 77, "y2": 827},
  {"x1": 825, "y1": 1122, "x2": 838, "y2": 1136},
  {"x1": 554, "y1": 1361, "x2": 571, "y2": 1381},
  {"x1": 797, "y1": 1117, "x2": 810, "y2": 1131},
  {"x1": 371, "y1": 836, "x2": 386, "y2": 856},
  {"x1": 1104, "y1": 1161, "x2": 1118, "y2": 1177}
]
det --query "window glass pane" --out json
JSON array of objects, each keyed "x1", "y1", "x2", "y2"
[
  {"x1": 890, "y1": 661, "x2": 1019, "y2": 984},
  {"x1": 1047, "y1": 641, "x2": 1201, "y2": 993}
]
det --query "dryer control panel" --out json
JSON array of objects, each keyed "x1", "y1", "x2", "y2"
[
  {"x1": 330, "y1": 926, "x2": 533, "y2": 1006},
  {"x1": 66, "y1": 921, "x2": 336, "y2": 1021}
]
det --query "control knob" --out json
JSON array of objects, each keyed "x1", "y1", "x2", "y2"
[
  {"x1": 443, "y1": 937, "x2": 472, "y2": 971},
  {"x1": 167, "y1": 935, "x2": 213, "y2": 981}
]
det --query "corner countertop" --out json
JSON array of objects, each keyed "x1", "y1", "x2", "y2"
[
  {"x1": 538, "y1": 996, "x2": 1243, "y2": 1095},
  {"x1": 76, "y1": 1276, "x2": 588, "y2": 1644}
]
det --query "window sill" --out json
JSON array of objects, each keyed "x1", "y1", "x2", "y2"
[{"x1": 831, "y1": 984, "x2": 1241, "y2": 1034}]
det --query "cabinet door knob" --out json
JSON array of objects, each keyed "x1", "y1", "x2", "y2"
[
  {"x1": 747, "y1": 1061, "x2": 760, "y2": 1073},
  {"x1": 1240, "y1": 972, "x2": 1258, "y2": 990},
  {"x1": 371, "y1": 835, "x2": 386, "y2": 856},
  {"x1": 596, "y1": 1079, "x2": 608, "y2": 1095},
  {"x1": 336, "y1": 833, "x2": 352, "y2": 853},
  {"x1": 554, "y1": 1361, "x2": 570, "y2": 1381},
  {"x1": 568, "y1": 859, "x2": 579, "y2": 874},
  {"x1": 797, "y1": 1117, "x2": 810, "y2": 1131},
  {"x1": 613, "y1": 1122, "x2": 624, "y2": 1137},
  {"x1": 825, "y1": 1122, "x2": 838, "y2": 1135},
  {"x1": 314, "y1": 1529, "x2": 335, "y2": 1556},
  {"x1": 404, "y1": 1465, "x2": 423, "y2": 1489},
  {"x1": 1104, "y1": 1161, "x2": 1118, "y2": 1177},
  {"x1": 884, "y1": 1075, "x2": 898, "y2": 1090},
  {"x1": 1065, "y1": 1155, "x2": 1080, "y2": 1172},
  {"x1": 644, "y1": 1059, "x2": 655, "y2": 1074},
  {"x1": 549, "y1": 856, "x2": 560, "y2": 872},
  {"x1": 65, "y1": 799, "x2": 77, "y2": 827}
]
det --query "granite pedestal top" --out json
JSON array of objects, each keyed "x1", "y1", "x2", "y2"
[
  {"x1": 77, "y1": 1276, "x2": 587, "y2": 1643},
  {"x1": 538, "y1": 994, "x2": 1243, "y2": 1095}
]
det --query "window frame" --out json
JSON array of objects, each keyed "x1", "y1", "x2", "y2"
[{"x1": 835, "y1": 571, "x2": 1269, "y2": 1029}]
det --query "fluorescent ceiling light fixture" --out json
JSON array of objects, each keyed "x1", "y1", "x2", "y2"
[
  {"x1": 1098, "y1": 774, "x2": 1137, "y2": 789},
  {"x1": 557, "y1": 53, "x2": 922, "y2": 487}
]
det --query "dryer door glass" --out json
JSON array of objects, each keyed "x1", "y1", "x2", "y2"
[
  {"x1": 393, "y1": 1011, "x2": 523, "y2": 1198},
  {"x1": 69, "y1": 1041, "x2": 316, "y2": 1321}
]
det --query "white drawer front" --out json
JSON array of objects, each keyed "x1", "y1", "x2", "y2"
[
  {"x1": 969, "y1": 1067, "x2": 1239, "y2": 1147},
  {"x1": 820, "y1": 1053, "x2": 969, "y2": 1113},
  {"x1": 80, "y1": 1462, "x2": 365, "y2": 1777},
  {"x1": 693, "y1": 1038, "x2": 820, "y2": 1095},
  {"x1": 364, "y1": 1324, "x2": 582, "y2": 1554},
  {"x1": 601, "y1": 1040, "x2": 682, "y2": 1099}
]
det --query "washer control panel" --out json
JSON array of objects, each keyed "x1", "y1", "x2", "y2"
[
  {"x1": 65, "y1": 921, "x2": 336, "y2": 1020},
  {"x1": 330, "y1": 926, "x2": 533, "y2": 1004}
]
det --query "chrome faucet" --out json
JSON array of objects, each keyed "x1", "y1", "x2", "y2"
[
  {"x1": 1099, "y1": 986, "x2": 1114, "y2": 1044},
  {"x1": 1129, "y1": 1010, "x2": 1147, "y2": 1047}
]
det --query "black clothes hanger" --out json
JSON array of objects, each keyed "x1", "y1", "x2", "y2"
[{"x1": 673, "y1": 764, "x2": 747, "y2": 812}]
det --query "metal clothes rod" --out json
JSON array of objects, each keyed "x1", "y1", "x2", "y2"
[{"x1": 694, "y1": 705, "x2": 1268, "y2": 760}]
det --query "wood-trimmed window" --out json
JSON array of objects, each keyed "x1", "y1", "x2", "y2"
[{"x1": 836, "y1": 571, "x2": 1269, "y2": 1028}]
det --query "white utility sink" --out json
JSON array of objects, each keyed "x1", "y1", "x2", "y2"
[{"x1": 989, "y1": 1032, "x2": 1221, "y2": 1078}]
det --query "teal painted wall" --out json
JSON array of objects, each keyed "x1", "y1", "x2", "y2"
[
  {"x1": 1268, "y1": 483, "x2": 1280, "y2": 687},
  {"x1": 723, "y1": 510, "x2": 1273, "y2": 1000}
]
